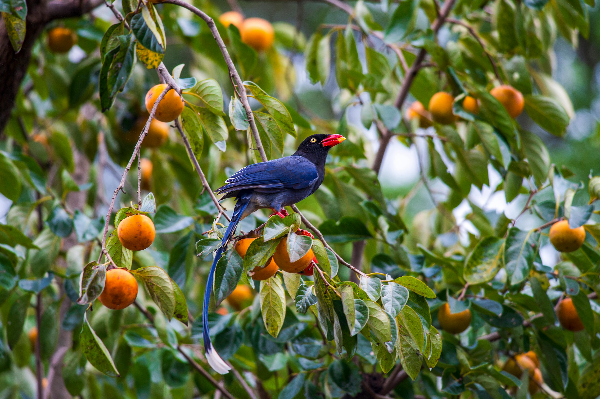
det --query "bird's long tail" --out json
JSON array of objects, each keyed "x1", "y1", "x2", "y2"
[{"x1": 202, "y1": 196, "x2": 250, "y2": 374}]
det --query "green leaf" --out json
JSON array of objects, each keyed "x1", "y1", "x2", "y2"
[
  {"x1": 398, "y1": 305, "x2": 424, "y2": 353},
  {"x1": 578, "y1": 351, "x2": 600, "y2": 399},
  {"x1": 39, "y1": 301, "x2": 59, "y2": 360},
  {"x1": 305, "y1": 31, "x2": 324, "y2": 84},
  {"x1": 264, "y1": 213, "x2": 301, "y2": 241},
  {"x1": 524, "y1": 95, "x2": 570, "y2": 137},
  {"x1": 319, "y1": 217, "x2": 372, "y2": 243},
  {"x1": 194, "y1": 106, "x2": 228, "y2": 150},
  {"x1": 352, "y1": 299, "x2": 369, "y2": 336},
  {"x1": 181, "y1": 107, "x2": 204, "y2": 162},
  {"x1": 519, "y1": 129, "x2": 550, "y2": 186},
  {"x1": 0, "y1": 253, "x2": 16, "y2": 289},
  {"x1": 133, "y1": 266, "x2": 175, "y2": 319},
  {"x1": 62, "y1": 350, "x2": 86, "y2": 395},
  {"x1": 523, "y1": 0, "x2": 550, "y2": 9},
  {"x1": 0, "y1": 223, "x2": 36, "y2": 249},
  {"x1": 106, "y1": 230, "x2": 132, "y2": 269},
  {"x1": 2, "y1": 12, "x2": 26, "y2": 53},
  {"x1": 245, "y1": 82, "x2": 296, "y2": 138},
  {"x1": 140, "y1": 193, "x2": 156, "y2": 213},
  {"x1": 344, "y1": 167, "x2": 386, "y2": 207},
  {"x1": 464, "y1": 237, "x2": 504, "y2": 284},
  {"x1": 333, "y1": 300, "x2": 357, "y2": 357},
  {"x1": 360, "y1": 276, "x2": 381, "y2": 301},
  {"x1": 395, "y1": 276, "x2": 435, "y2": 298},
  {"x1": 77, "y1": 261, "x2": 106, "y2": 305},
  {"x1": 18, "y1": 272, "x2": 53, "y2": 293},
  {"x1": 214, "y1": 250, "x2": 243, "y2": 306},
  {"x1": 227, "y1": 24, "x2": 257, "y2": 78},
  {"x1": 260, "y1": 274, "x2": 286, "y2": 337},
  {"x1": 7, "y1": 293, "x2": 30, "y2": 348},
  {"x1": 153, "y1": 205, "x2": 193, "y2": 233},
  {"x1": 107, "y1": 35, "x2": 135, "y2": 98},
  {"x1": 365, "y1": 299, "x2": 391, "y2": 344},
  {"x1": 29, "y1": 228, "x2": 61, "y2": 277},
  {"x1": 407, "y1": 292, "x2": 431, "y2": 329},
  {"x1": 130, "y1": 6, "x2": 164, "y2": 54},
  {"x1": 279, "y1": 373, "x2": 306, "y2": 399},
  {"x1": 243, "y1": 236, "x2": 280, "y2": 271},
  {"x1": 381, "y1": 282, "x2": 409, "y2": 318},
  {"x1": 81, "y1": 315, "x2": 120, "y2": 377},
  {"x1": 295, "y1": 281, "x2": 317, "y2": 314},
  {"x1": 0, "y1": 151, "x2": 21, "y2": 201},
  {"x1": 287, "y1": 233, "x2": 312, "y2": 263},
  {"x1": 228, "y1": 97, "x2": 249, "y2": 130},
  {"x1": 100, "y1": 22, "x2": 124, "y2": 61},
  {"x1": 504, "y1": 228, "x2": 540, "y2": 285},
  {"x1": 397, "y1": 321, "x2": 423, "y2": 380},
  {"x1": 183, "y1": 79, "x2": 224, "y2": 116},
  {"x1": 385, "y1": 0, "x2": 420, "y2": 43},
  {"x1": 46, "y1": 206, "x2": 73, "y2": 238},
  {"x1": 281, "y1": 270, "x2": 301, "y2": 299},
  {"x1": 470, "y1": 298, "x2": 503, "y2": 317},
  {"x1": 530, "y1": 277, "x2": 556, "y2": 325},
  {"x1": 255, "y1": 111, "x2": 284, "y2": 155},
  {"x1": 494, "y1": 0, "x2": 518, "y2": 51},
  {"x1": 73, "y1": 210, "x2": 103, "y2": 243},
  {"x1": 328, "y1": 359, "x2": 361, "y2": 396}
]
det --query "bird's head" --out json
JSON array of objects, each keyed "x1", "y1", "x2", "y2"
[{"x1": 294, "y1": 134, "x2": 346, "y2": 160}]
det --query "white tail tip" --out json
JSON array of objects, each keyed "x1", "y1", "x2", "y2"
[{"x1": 206, "y1": 347, "x2": 231, "y2": 374}]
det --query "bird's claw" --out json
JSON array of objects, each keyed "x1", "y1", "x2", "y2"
[
  {"x1": 296, "y1": 228, "x2": 314, "y2": 239},
  {"x1": 270, "y1": 208, "x2": 289, "y2": 219}
]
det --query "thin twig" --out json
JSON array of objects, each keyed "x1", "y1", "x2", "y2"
[
  {"x1": 97, "y1": 85, "x2": 172, "y2": 262},
  {"x1": 174, "y1": 119, "x2": 231, "y2": 222},
  {"x1": 446, "y1": 18, "x2": 503, "y2": 83},
  {"x1": 42, "y1": 346, "x2": 69, "y2": 399},
  {"x1": 226, "y1": 361, "x2": 259, "y2": 399},
  {"x1": 137, "y1": 154, "x2": 142, "y2": 208},
  {"x1": 179, "y1": 349, "x2": 236, "y2": 399},
  {"x1": 162, "y1": 0, "x2": 268, "y2": 162},
  {"x1": 35, "y1": 293, "x2": 43, "y2": 399},
  {"x1": 226, "y1": 0, "x2": 243, "y2": 14}
]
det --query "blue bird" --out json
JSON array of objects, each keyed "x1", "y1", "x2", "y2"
[{"x1": 202, "y1": 133, "x2": 346, "y2": 374}]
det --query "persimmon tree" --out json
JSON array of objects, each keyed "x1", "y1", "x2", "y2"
[{"x1": 1, "y1": 0, "x2": 599, "y2": 398}]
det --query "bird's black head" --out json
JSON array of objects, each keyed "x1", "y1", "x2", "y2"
[{"x1": 293, "y1": 134, "x2": 346, "y2": 164}]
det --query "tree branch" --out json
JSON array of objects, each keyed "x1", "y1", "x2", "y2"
[
  {"x1": 173, "y1": 118, "x2": 231, "y2": 222},
  {"x1": 162, "y1": 0, "x2": 268, "y2": 162},
  {"x1": 47, "y1": 0, "x2": 105, "y2": 21},
  {"x1": 97, "y1": 84, "x2": 172, "y2": 262}
]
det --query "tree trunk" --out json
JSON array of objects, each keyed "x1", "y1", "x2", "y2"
[
  {"x1": 0, "y1": 0, "x2": 46, "y2": 133},
  {"x1": 0, "y1": 0, "x2": 103, "y2": 133}
]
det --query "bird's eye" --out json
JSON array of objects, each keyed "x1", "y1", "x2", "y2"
[{"x1": 310, "y1": 138, "x2": 317, "y2": 143}]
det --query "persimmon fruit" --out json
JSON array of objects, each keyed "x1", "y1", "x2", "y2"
[
  {"x1": 235, "y1": 238, "x2": 280, "y2": 281},
  {"x1": 117, "y1": 214, "x2": 155, "y2": 251},
  {"x1": 273, "y1": 236, "x2": 314, "y2": 273},
  {"x1": 557, "y1": 297, "x2": 584, "y2": 332},
  {"x1": 463, "y1": 96, "x2": 480, "y2": 114},
  {"x1": 240, "y1": 18, "x2": 275, "y2": 52},
  {"x1": 437, "y1": 303, "x2": 471, "y2": 334},
  {"x1": 128, "y1": 116, "x2": 170, "y2": 148},
  {"x1": 28, "y1": 327, "x2": 38, "y2": 349},
  {"x1": 406, "y1": 101, "x2": 432, "y2": 128},
  {"x1": 490, "y1": 85, "x2": 524, "y2": 118},
  {"x1": 98, "y1": 269, "x2": 138, "y2": 310},
  {"x1": 227, "y1": 285, "x2": 253, "y2": 310},
  {"x1": 524, "y1": 350, "x2": 540, "y2": 368},
  {"x1": 145, "y1": 84, "x2": 184, "y2": 123},
  {"x1": 141, "y1": 158, "x2": 152, "y2": 190},
  {"x1": 549, "y1": 220, "x2": 586, "y2": 253},
  {"x1": 428, "y1": 92, "x2": 457, "y2": 124},
  {"x1": 219, "y1": 11, "x2": 244, "y2": 29},
  {"x1": 48, "y1": 27, "x2": 77, "y2": 53}
]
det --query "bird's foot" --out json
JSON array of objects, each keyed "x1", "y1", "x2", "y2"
[
  {"x1": 270, "y1": 208, "x2": 289, "y2": 218},
  {"x1": 296, "y1": 228, "x2": 314, "y2": 239}
]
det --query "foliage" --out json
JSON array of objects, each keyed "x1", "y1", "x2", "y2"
[{"x1": 2, "y1": 0, "x2": 600, "y2": 398}]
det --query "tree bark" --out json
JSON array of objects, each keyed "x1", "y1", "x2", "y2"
[{"x1": 0, "y1": 0, "x2": 103, "y2": 133}]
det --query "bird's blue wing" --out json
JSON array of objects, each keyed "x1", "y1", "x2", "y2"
[{"x1": 216, "y1": 156, "x2": 318, "y2": 195}]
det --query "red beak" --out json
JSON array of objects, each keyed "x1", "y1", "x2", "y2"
[{"x1": 322, "y1": 134, "x2": 346, "y2": 147}]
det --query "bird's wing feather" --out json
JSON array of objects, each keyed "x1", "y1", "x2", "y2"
[{"x1": 216, "y1": 156, "x2": 319, "y2": 195}]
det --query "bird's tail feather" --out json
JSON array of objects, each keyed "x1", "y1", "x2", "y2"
[{"x1": 202, "y1": 196, "x2": 250, "y2": 374}]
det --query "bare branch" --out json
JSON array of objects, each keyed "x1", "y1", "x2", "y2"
[
  {"x1": 173, "y1": 118, "x2": 231, "y2": 222},
  {"x1": 161, "y1": 0, "x2": 268, "y2": 162},
  {"x1": 98, "y1": 85, "x2": 172, "y2": 262}
]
